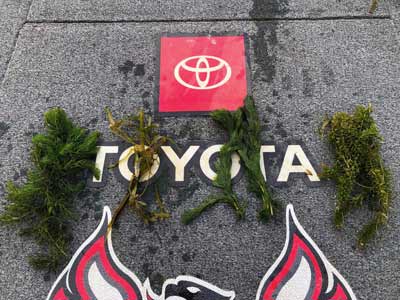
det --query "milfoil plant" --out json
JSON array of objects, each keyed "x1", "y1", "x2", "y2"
[{"x1": 0, "y1": 108, "x2": 100, "y2": 271}]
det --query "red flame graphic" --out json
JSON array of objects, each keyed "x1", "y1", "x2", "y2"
[
  {"x1": 256, "y1": 205, "x2": 357, "y2": 300},
  {"x1": 46, "y1": 205, "x2": 357, "y2": 300},
  {"x1": 46, "y1": 207, "x2": 144, "y2": 300}
]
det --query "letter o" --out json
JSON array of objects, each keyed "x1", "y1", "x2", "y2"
[
  {"x1": 200, "y1": 144, "x2": 240, "y2": 180},
  {"x1": 118, "y1": 146, "x2": 160, "y2": 182}
]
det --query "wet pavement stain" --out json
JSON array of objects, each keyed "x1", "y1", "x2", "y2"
[
  {"x1": 0, "y1": 121, "x2": 10, "y2": 138},
  {"x1": 275, "y1": 122, "x2": 288, "y2": 138},
  {"x1": 119, "y1": 87, "x2": 127, "y2": 95},
  {"x1": 282, "y1": 74, "x2": 292, "y2": 91},
  {"x1": 302, "y1": 68, "x2": 315, "y2": 97},
  {"x1": 149, "y1": 272, "x2": 165, "y2": 293},
  {"x1": 250, "y1": 0, "x2": 289, "y2": 83},
  {"x1": 148, "y1": 245, "x2": 158, "y2": 254},
  {"x1": 142, "y1": 262, "x2": 153, "y2": 277},
  {"x1": 134, "y1": 64, "x2": 145, "y2": 76},
  {"x1": 321, "y1": 62, "x2": 336, "y2": 86},
  {"x1": 182, "y1": 252, "x2": 196, "y2": 262},
  {"x1": 118, "y1": 60, "x2": 135, "y2": 78}
]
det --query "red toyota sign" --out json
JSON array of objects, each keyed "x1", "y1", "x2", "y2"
[{"x1": 157, "y1": 35, "x2": 249, "y2": 114}]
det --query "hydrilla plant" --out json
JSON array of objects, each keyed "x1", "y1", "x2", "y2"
[
  {"x1": 239, "y1": 96, "x2": 277, "y2": 221},
  {"x1": 181, "y1": 108, "x2": 246, "y2": 224},
  {"x1": 182, "y1": 96, "x2": 276, "y2": 224},
  {"x1": 320, "y1": 104, "x2": 392, "y2": 248},
  {"x1": 0, "y1": 108, "x2": 100, "y2": 271}
]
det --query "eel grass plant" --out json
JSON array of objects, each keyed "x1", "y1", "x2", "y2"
[
  {"x1": 0, "y1": 108, "x2": 100, "y2": 271},
  {"x1": 106, "y1": 108, "x2": 170, "y2": 228},
  {"x1": 182, "y1": 96, "x2": 277, "y2": 224},
  {"x1": 320, "y1": 104, "x2": 392, "y2": 248}
]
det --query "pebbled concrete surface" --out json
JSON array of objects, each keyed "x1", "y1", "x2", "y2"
[
  {"x1": 0, "y1": 0, "x2": 31, "y2": 81},
  {"x1": 389, "y1": 0, "x2": 400, "y2": 40},
  {"x1": 0, "y1": 17, "x2": 399, "y2": 300},
  {"x1": 27, "y1": 0, "x2": 390, "y2": 21}
]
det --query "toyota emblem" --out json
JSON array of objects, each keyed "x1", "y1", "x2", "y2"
[{"x1": 174, "y1": 55, "x2": 232, "y2": 90}]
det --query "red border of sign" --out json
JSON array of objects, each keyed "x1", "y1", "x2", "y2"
[{"x1": 153, "y1": 33, "x2": 252, "y2": 118}]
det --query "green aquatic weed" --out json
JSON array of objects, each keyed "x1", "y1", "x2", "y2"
[
  {"x1": 320, "y1": 104, "x2": 392, "y2": 247},
  {"x1": 181, "y1": 107, "x2": 245, "y2": 224},
  {"x1": 0, "y1": 108, "x2": 100, "y2": 271},
  {"x1": 106, "y1": 108, "x2": 171, "y2": 227},
  {"x1": 182, "y1": 96, "x2": 276, "y2": 224},
  {"x1": 239, "y1": 96, "x2": 277, "y2": 222}
]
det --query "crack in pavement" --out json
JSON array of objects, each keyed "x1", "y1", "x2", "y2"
[
  {"x1": 23, "y1": 15, "x2": 391, "y2": 25},
  {"x1": 0, "y1": 0, "x2": 35, "y2": 86}
]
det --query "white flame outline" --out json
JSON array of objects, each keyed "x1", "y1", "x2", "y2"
[
  {"x1": 255, "y1": 204, "x2": 357, "y2": 300},
  {"x1": 46, "y1": 207, "x2": 146, "y2": 300}
]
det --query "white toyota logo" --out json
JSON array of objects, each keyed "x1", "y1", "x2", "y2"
[{"x1": 174, "y1": 55, "x2": 232, "y2": 90}]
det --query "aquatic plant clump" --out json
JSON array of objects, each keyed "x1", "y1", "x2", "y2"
[
  {"x1": 320, "y1": 104, "x2": 392, "y2": 247},
  {"x1": 0, "y1": 108, "x2": 100, "y2": 271},
  {"x1": 182, "y1": 96, "x2": 276, "y2": 224},
  {"x1": 106, "y1": 108, "x2": 171, "y2": 227}
]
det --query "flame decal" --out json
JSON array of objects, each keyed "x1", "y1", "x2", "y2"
[
  {"x1": 256, "y1": 205, "x2": 357, "y2": 300},
  {"x1": 46, "y1": 205, "x2": 357, "y2": 300},
  {"x1": 46, "y1": 207, "x2": 144, "y2": 300}
]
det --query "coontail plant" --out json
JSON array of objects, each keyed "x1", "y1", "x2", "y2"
[{"x1": 320, "y1": 104, "x2": 392, "y2": 248}]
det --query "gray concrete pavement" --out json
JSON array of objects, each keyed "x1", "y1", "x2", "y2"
[
  {"x1": 27, "y1": 0, "x2": 389, "y2": 21},
  {"x1": 389, "y1": 0, "x2": 400, "y2": 37},
  {"x1": 0, "y1": 0, "x2": 31, "y2": 80},
  {"x1": 0, "y1": 1, "x2": 399, "y2": 300}
]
